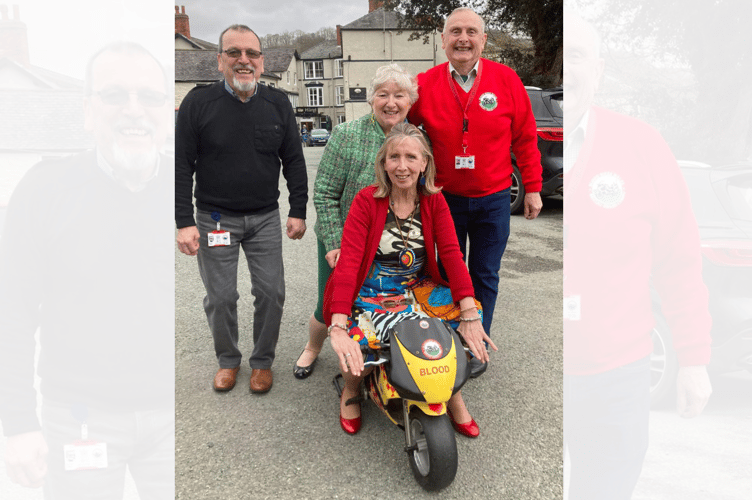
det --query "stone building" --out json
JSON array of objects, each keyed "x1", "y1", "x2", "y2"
[{"x1": 173, "y1": 1, "x2": 447, "y2": 128}]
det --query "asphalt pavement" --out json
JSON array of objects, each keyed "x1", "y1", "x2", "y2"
[{"x1": 174, "y1": 147, "x2": 564, "y2": 500}]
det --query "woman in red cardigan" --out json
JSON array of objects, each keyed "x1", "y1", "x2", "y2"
[{"x1": 324, "y1": 123, "x2": 497, "y2": 437}]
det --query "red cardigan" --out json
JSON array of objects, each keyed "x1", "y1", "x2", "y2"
[
  {"x1": 409, "y1": 59, "x2": 542, "y2": 197},
  {"x1": 564, "y1": 107, "x2": 712, "y2": 375},
  {"x1": 323, "y1": 186, "x2": 475, "y2": 325}
]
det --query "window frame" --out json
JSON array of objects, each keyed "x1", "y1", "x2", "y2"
[{"x1": 304, "y1": 60, "x2": 324, "y2": 79}]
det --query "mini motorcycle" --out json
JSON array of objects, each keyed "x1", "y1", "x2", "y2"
[{"x1": 334, "y1": 317, "x2": 470, "y2": 491}]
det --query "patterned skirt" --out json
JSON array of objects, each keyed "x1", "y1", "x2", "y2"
[{"x1": 346, "y1": 272, "x2": 482, "y2": 351}]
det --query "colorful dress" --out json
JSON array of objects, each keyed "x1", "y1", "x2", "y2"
[{"x1": 345, "y1": 203, "x2": 481, "y2": 349}]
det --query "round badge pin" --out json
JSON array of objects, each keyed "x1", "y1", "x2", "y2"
[
  {"x1": 479, "y1": 92, "x2": 498, "y2": 111},
  {"x1": 589, "y1": 172, "x2": 626, "y2": 209},
  {"x1": 421, "y1": 339, "x2": 444, "y2": 360}
]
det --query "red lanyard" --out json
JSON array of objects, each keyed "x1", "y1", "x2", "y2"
[{"x1": 446, "y1": 60, "x2": 483, "y2": 154}]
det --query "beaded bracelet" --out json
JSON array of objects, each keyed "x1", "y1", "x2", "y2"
[
  {"x1": 458, "y1": 316, "x2": 482, "y2": 323},
  {"x1": 327, "y1": 323, "x2": 347, "y2": 336}
]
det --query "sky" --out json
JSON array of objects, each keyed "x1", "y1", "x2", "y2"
[
  {"x1": 178, "y1": 0, "x2": 372, "y2": 45},
  {"x1": 11, "y1": 0, "x2": 374, "y2": 80}
]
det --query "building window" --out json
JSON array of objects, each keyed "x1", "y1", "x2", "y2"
[
  {"x1": 335, "y1": 86, "x2": 344, "y2": 106},
  {"x1": 335, "y1": 59, "x2": 344, "y2": 77},
  {"x1": 269, "y1": 82, "x2": 275, "y2": 88},
  {"x1": 304, "y1": 61, "x2": 324, "y2": 79},
  {"x1": 337, "y1": 115, "x2": 346, "y2": 125},
  {"x1": 289, "y1": 94, "x2": 298, "y2": 108},
  {"x1": 287, "y1": 71, "x2": 290, "y2": 84},
  {"x1": 307, "y1": 87, "x2": 323, "y2": 106}
]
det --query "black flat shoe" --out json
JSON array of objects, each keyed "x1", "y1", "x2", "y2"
[{"x1": 293, "y1": 348, "x2": 318, "y2": 379}]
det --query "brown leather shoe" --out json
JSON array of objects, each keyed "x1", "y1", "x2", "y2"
[
  {"x1": 249, "y1": 368, "x2": 273, "y2": 393},
  {"x1": 213, "y1": 367, "x2": 240, "y2": 392}
]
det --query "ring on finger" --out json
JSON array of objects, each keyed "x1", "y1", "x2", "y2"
[{"x1": 345, "y1": 353, "x2": 352, "y2": 357}]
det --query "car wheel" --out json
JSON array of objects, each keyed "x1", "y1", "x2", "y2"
[
  {"x1": 510, "y1": 165, "x2": 525, "y2": 215},
  {"x1": 650, "y1": 314, "x2": 678, "y2": 408}
]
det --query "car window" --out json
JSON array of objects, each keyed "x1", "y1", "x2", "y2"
[
  {"x1": 544, "y1": 93, "x2": 563, "y2": 119},
  {"x1": 527, "y1": 91, "x2": 549, "y2": 119}
]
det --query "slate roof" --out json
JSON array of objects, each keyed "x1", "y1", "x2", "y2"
[
  {"x1": 0, "y1": 59, "x2": 90, "y2": 150},
  {"x1": 1, "y1": 89, "x2": 93, "y2": 151},
  {"x1": 263, "y1": 48, "x2": 297, "y2": 73},
  {"x1": 342, "y1": 7, "x2": 400, "y2": 30},
  {"x1": 175, "y1": 50, "x2": 221, "y2": 82},
  {"x1": 175, "y1": 33, "x2": 218, "y2": 51},
  {"x1": 0, "y1": 58, "x2": 83, "y2": 90},
  {"x1": 299, "y1": 40, "x2": 341, "y2": 60}
]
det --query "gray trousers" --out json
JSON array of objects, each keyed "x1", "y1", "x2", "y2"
[{"x1": 196, "y1": 209, "x2": 284, "y2": 369}]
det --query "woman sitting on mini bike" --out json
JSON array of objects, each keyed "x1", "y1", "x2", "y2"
[{"x1": 324, "y1": 123, "x2": 497, "y2": 437}]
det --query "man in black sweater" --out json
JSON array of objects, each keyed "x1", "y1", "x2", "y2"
[
  {"x1": 175, "y1": 24, "x2": 308, "y2": 394},
  {"x1": 0, "y1": 42, "x2": 174, "y2": 497}
]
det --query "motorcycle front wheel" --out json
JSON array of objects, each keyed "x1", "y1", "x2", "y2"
[{"x1": 407, "y1": 411, "x2": 458, "y2": 491}]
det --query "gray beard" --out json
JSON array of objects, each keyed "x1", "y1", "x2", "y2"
[
  {"x1": 232, "y1": 75, "x2": 256, "y2": 93},
  {"x1": 111, "y1": 144, "x2": 159, "y2": 184}
]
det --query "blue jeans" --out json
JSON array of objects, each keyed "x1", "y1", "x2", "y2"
[
  {"x1": 442, "y1": 189, "x2": 511, "y2": 335},
  {"x1": 564, "y1": 356, "x2": 651, "y2": 500},
  {"x1": 196, "y1": 209, "x2": 285, "y2": 369}
]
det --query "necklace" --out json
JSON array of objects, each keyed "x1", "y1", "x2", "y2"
[{"x1": 389, "y1": 198, "x2": 418, "y2": 269}]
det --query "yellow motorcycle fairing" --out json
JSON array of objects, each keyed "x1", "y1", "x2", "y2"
[
  {"x1": 392, "y1": 332, "x2": 459, "y2": 404},
  {"x1": 407, "y1": 400, "x2": 447, "y2": 417}
]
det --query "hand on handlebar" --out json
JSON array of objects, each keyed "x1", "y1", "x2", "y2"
[
  {"x1": 457, "y1": 320, "x2": 497, "y2": 363},
  {"x1": 330, "y1": 327, "x2": 365, "y2": 376}
]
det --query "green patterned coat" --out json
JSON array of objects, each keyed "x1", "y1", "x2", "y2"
[{"x1": 313, "y1": 113, "x2": 387, "y2": 252}]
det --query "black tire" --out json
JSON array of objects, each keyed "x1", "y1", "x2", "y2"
[
  {"x1": 510, "y1": 164, "x2": 525, "y2": 215},
  {"x1": 406, "y1": 411, "x2": 458, "y2": 491},
  {"x1": 650, "y1": 314, "x2": 678, "y2": 408}
]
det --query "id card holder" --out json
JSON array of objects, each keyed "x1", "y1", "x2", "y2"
[
  {"x1": 564, "y1": 295, "x2": 581, "y2": 321},
  {"x1": 208, "y1": 230, "x2": 230, "y2": 247},
  {"x1": 64, "y1": 441, "x2": 108, "y2": 471},
  {"x1": 63, "y1": 423, "x2": 108, "y2": 471},
  {"x1": 455, "y1": 155, "x2": 475, "y2": 169}
]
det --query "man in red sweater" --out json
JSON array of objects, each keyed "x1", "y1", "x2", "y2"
[
  {"x1": 408, "y1": 8, "x2": 543, "y2": 371},
  {"x1": 563, "y1": 11, "x2": 713, "y2": 500}
]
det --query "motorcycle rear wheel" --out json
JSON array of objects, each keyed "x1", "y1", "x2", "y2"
[{"x1": 407, "y1": 411, "x2": 458, "y2": 491}]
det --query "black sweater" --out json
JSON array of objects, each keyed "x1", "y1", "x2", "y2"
[
  {"x1": 0, "y1": 152, "x2": 174, "y2": 436},
  {"x1": 175, "y1": 81, "x2": 308, "y2": 228}
]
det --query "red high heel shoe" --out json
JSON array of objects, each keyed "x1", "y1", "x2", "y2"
[
  {"x1": 339, "y1": 410, "x2": 362, "y2": 435},
  {"x1": 340, "y1": 394, "x2": 362, "y2": 435},
  {"x1": 448, "y1": 409, "x2": 480, "y2": 438}
]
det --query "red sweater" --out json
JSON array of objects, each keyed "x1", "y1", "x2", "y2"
[
  {"x1": 323, "y1": 186, "x2": 475, "y2": 324},
  {"x1": 564, "y1": 107, "x2": 712, "y2": 375},
  {"x1": 409, "y1": 59, "x2": 542, "y2": 197}
]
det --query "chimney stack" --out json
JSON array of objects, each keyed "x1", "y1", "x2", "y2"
[
  {"x1": 0, "y1": 4, "x2": 30, "y2": 67},
  {"x1": 175, "y1": 5, "x2": 190, "y2": 39},
  {"x1": 368, "y1": 0, "x2": 384, "y2": 13},
  {"x1": 336, "y1": 25, "x2": 342, "y2": 46}
]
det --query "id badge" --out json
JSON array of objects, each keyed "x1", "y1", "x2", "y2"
[
  {"x1": 63, "y1": 440, "x2": 108, "y2": 471},
  {"x1": 564, "y1": 295, "x2": 581, "y2": 321},
  {"x1": 208, "y1": 230, "x2": 230, "y2": 247},
  {"x1": 455, "y1": 155, "x2": 475, "y2": 169}
]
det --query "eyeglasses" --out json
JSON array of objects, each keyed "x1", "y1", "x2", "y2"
[
  {"x1": 221, "y1": 48, "x2": 263, "y2": 59},
  {"x1": 91, "y1": 88, "x2": 167, "y2": 107}
]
